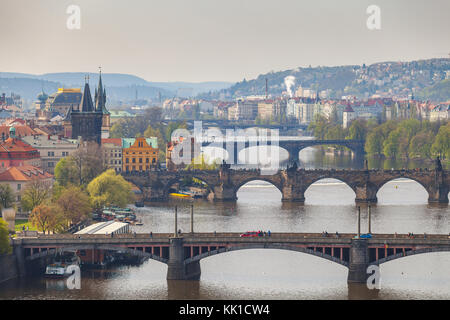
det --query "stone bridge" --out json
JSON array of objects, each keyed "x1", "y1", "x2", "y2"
[
  {"x1": 12, "y1": 233, "x2": 450, "y2": 284},
  {"x1": 122, "y1": 165, "x2": 449, "y2": 204}
]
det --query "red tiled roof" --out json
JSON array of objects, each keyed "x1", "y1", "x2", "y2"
[
  {"x1": 0, "y1": 166, "x2": 53, "y2": 182},
  {"x1": 0, "y1": 125, "x2": 37, "y2": 138},
  {"x1": 0, "y1": 137, "x2": 40, "y2": 154},
  {"x1": 102, "y1": 138, "x2": 122, "y2": 147}
]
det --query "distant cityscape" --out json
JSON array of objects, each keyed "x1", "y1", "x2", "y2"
[{"x1": 0, "y1": 57, "x2": 448, "y2": 216}]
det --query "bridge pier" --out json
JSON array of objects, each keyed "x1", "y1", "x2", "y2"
[
  {"x1": 167, "y1": 238, "x2": 201, "y2": 280},
  {"x1": 347, "y1": 239, "x2": 371, "y2": 284},
  {"x1": 286, "y1": 147, "x2": 301, "y2": 166},
  {"x1": 354, "y1": 183, "x2": 378, "y2": 204},
  {"x1": 13, "y1": 241, "x2": 27, "y2": 278},
  {"x1": 427, "y1": 185, "x2": 449, "y2": 204},
  {"x1": 142, "y1": 186, "x2": 168, "y2": 202},
  {"x1": 212, "y1": 184, "x2": 237, "y2": 201},
  {"x1": 281, "y1": 185, "x2": 305, "y2": 202}
]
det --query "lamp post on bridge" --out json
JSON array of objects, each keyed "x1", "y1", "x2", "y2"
[
  {"x1": 357, "y1": 206, "x2": 361, "y2": 238},
  {"x1": 174, "y1": 206, "x2": 178, "y2": 238},
  {"x1": 190, "y1": 204, "x2": 194, "y2": 234}
]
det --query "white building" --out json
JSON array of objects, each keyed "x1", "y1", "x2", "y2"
[{"x1": 343, "y1": 105, "x2": 356, "y2": 128}]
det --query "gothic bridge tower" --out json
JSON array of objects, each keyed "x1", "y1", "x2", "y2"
[{"x1": 70, "y1": 73, "x2": 104, "y2": 145}]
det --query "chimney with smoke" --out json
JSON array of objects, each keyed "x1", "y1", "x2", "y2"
[{"x1": 284, "y1": 76, "x2": 296, "y2": 97}]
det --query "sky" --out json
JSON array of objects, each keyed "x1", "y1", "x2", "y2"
[{"x1": 0, "y1": 0, "x2": 449, "y2": 83}]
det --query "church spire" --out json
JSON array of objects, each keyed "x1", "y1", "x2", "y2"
[
  {"x1": 80, "y1": 77, "x2": 95, "y2": 112},
  {"x1": 95, "y1": 67, "x2": 105, "y2": 112}
]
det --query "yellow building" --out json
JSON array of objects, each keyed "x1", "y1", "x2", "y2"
[{"x1": 122, "y1": 137, "x2": 158, "y2": 172}]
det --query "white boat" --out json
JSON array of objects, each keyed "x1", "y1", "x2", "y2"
[{"x1": 44, "y1": 253, "x2": 80, "y2": 278}]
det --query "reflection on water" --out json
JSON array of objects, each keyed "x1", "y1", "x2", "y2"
[{"x1": 0, "y1": 148, "x2": 449, "y2": 300}]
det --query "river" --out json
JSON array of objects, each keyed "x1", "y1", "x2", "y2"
[{"x1": 0, "y1": 146, "x2": 449, "y2": 300}]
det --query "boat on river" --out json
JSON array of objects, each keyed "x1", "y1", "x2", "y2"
[
  {"x1": 169, "y1": 192, "x2": 191, "y2": 198},
  {"x1": 44, "y1": 253, "x2": 80, "y2": 278},
  {"x1": 95, "y1": 207, "x2": 137, "y2": 222}
]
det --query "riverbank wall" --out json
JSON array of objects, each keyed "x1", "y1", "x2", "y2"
[{"x1": 0, "y1": 254, "x2": 19, "y2": 284}]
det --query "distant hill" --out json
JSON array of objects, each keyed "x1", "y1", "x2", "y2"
[
  {"x1": 199, "y1": 58, "x2": 450, "y2": 101},
  {"x1": 0, "y1": 77, "x2": 61, "y2": 101},
  {"x1": 416, "y1": 79, "x2": 450, "y2": 102},
  {"x1": 0, "y1": 72, "x2": 233, "y2": 102}
]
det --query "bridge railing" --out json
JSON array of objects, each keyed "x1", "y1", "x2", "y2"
[{"x1": 14, "y1": 232, "x2": 450, "y2": 242}]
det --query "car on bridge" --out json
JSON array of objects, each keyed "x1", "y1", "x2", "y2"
[{"x1": 240, "y1": 231, "x2": 260, "y2": 237}]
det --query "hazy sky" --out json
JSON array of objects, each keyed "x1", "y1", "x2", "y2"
[{"x1": 0, "y1": 0, "x2": 449, "y2": 82}]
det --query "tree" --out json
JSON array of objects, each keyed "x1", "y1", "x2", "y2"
[
  {"x1": 73, "y1": 142, "x2": 105, "y2": 186},
  {"x1": 346, "y1": 120, "x2": 368, "y2": 140},
  {"x1": 56, "y1": 142, "x2": 105, "y2": 187},
  {"x1": 185, "y1": 154, "x2": 219, "y2": 170},
  {"x1": 431, "y1": 124, "x2": 450, "y2": 159},
  {"x1": 143, "y1": 107, "x2": 163, "y2": 124},
  {"x1": 409, "y1": 130, "x2": 434, "y2": 159},
  {"x1": 21, "y1": 180, "x2": 52, "y2": 212},
  {"x1": 55, "y1": 186, "x2": 92, "y2": 224},
  {"x1": 0, "y1": 218, "x2": 11, "y2": 254},
  {"x1": 165, "y1": 121, "x2": 187, "y2": 142},
  {"x1": 308, "y1": 115, "x2": 328, "y2": 139},
  {"x1": 87, "y1": 169, "x2": 134, "y2": 211},
  {"x1": 29, "y1": 204, "x2": 66, "y2": 234},
  {"x1": 109, "y1": 122, "x2": 125, "y2": 139},
  {"x1": 365, "y1": 127, "x2": 384, "y2": 156},
  {"x1": 329, "y1": 106, "x2": 339, "y2": 125},
  {"x1": 383, "y1": 128, "x2": 402, "y2": 158},
  {"x1": 54, "y1": 157, "x2": 79, "y2": 187},
  {"x1": 144, "y1": 124, "x2": 166, "y2": 162},
  {"x1": 0, "y1": 184, "x2": 15, "y2": 210}
]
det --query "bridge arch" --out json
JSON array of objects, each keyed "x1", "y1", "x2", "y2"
[
  {"x1": 236, "y1": 145, "x2": 289, "y2": 165},
  {"x1": 164, "y1": 174, "x2": 215, "y2": 197},
  {"x1": 375, "y1": 176, "x2": 433, "y2": 204},
  {"x1": 24, "y1": 245, "x2": 169, "y2": 264},
  {"x1": 233, "y1": 177, "x2": 283, "y2": 195},
  {"x1": 373, "y1": 246, "x2": 450, "y2": 266},
  {"x1": 184, "y1": 244, "x2": 349, "y2": 268},
  {"x1": 303, "y1": 177, "x2": 357, "y2": 203}
]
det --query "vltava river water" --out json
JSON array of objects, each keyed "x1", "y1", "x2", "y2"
[{"x1": 0, "y1": 147, "x2": 449, "y2": 300}]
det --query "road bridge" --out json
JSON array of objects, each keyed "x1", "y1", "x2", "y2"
[
  {"x1": 12, "y1": 232, "x2": 450, "y2": 284},
  {"x1": 160, "y1": 119, "x2": 309, "y2": 132}
]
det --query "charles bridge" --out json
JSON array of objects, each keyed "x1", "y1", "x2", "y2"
[
  {"x1": 122, "y1": 163, "x2": 449, "y2": 204},
  {"x1": 11, "y1": 232, "x2": 450, "y2": 284}
]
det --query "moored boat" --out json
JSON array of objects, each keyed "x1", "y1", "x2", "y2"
[
  {"x1": 169, "y1": 192, "x2": 191, "y2": 198},
  {"x1": 44, "y1": 253, "x2": 80, "y2": 278}
]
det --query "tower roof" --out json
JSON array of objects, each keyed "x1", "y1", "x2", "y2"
[
  {"x1": 80, "y1": 82, "x2": 95, "y2": 112},
  {"x1": 344, "y1": 105, "x2": 354, "y2": 112},
  {"x1": 64, "y1": 104, "x2": 73, "y2": 121},
  {"x1": 95, "y1": 70, "x2": 109, "y2": 114}
]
